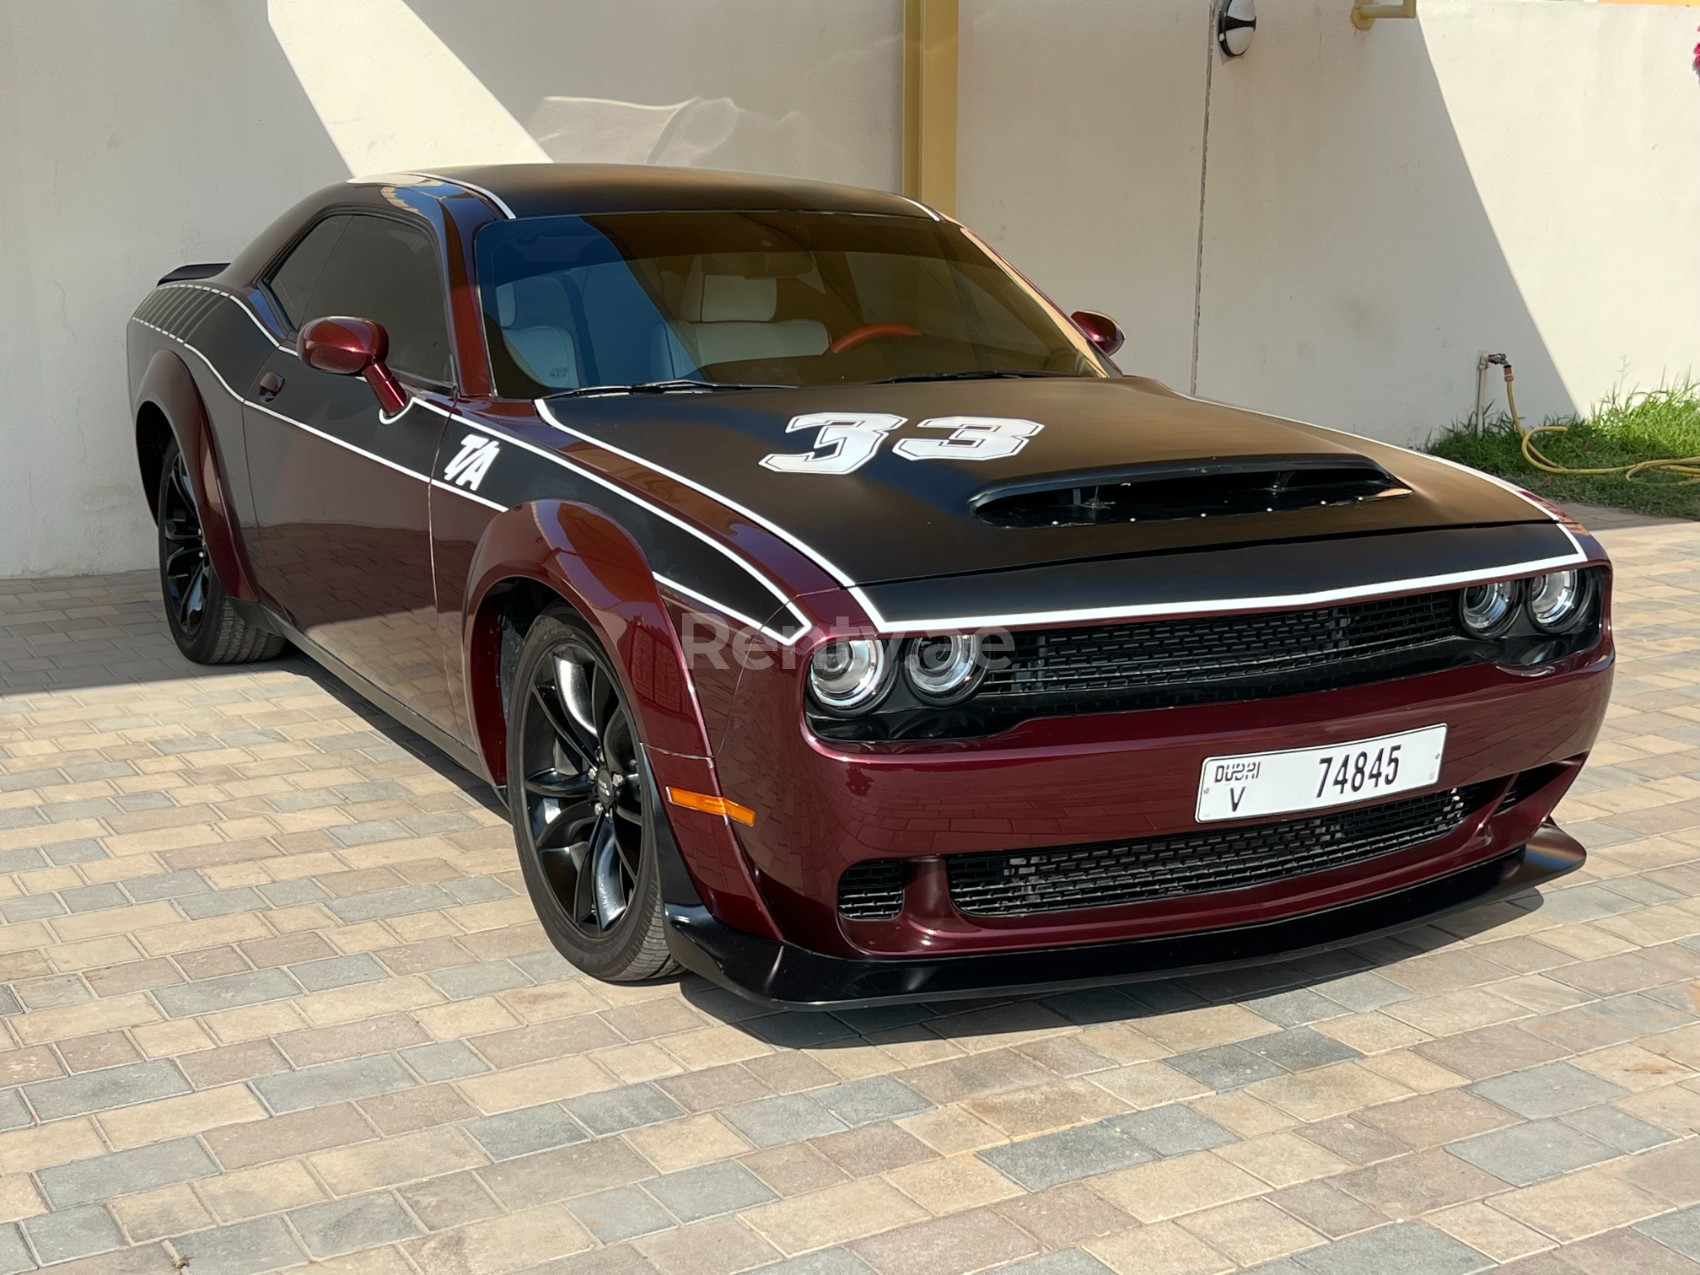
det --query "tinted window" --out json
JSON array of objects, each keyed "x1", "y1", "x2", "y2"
[
  {"x1": 279, "y1": 214, "x2": 453, "y2": 385},
  {"x1": 473, "y1": 211, "x2": 1105, "y2": 397},
  {"x1": 267, "y1": 216, "x2": 348, "y2": 329}
]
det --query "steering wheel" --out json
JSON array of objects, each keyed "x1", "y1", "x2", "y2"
[{"x1": 830, "y1": 322, "x2": 922, "y2": 355}]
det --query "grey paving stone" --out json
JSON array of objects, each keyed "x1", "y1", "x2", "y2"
[
  {"x1": 722, "y1": 1094, "x2": 849, "y2": 1149},
  {"x1": 15, "y1": 975, "x2": 89, "y2": 1009},
  {"x1": 38, "y1": 1137, "x2": 219, "y2": 1208},
  {"x1": 1241, "y1": 1027, "x2": 1365, "y2": 1073},
  {"x1": 743, "y1": 1013, "x2": 859, "y2": 1049},
  {"x1": 0, "y1": 990, "x2": 18, "y2": 1019},
  {"x1": 251, "y1": 1054, "x2": 416, "y2": 1114},
  {"x1": 1636, "y1": 1204, "x2": 1700, "y2": 1262},
  {"x1": 439, "y1": 874, "x2": 511, "y2": 904},
  {"x1": 565, "y1": 1083, "x2": 686, "y2": 1136},
  {"x1": 56, "y1": 883, "x2": 129, "y2": 913},
  {"x1": 399, "y1": 1040, "x2": 489, "y2": 1082},
  {"x1": 1290, "y1": 1221, "x2": 1492, "y2": 1274},
  {"x1": 325, "y1": 883, "x2": 453, "y2": 924},
  {"x1": 0, "y1": 895, "x2": 65, "y2": 922},
  {"x1": 429, "y1": 959, "x2": 531, "y2": 1000},
  {"x1": 810, "y1": 1076, "x2": 934, "y2": 1128},
  {"x1": 0, "y1": 850, "x2": 45, "y2": 875},
  {"x1": 397, "y1": 1171, "x2": 504, "y2": 1232},
  {"x1": 995, "y1": 1253, "x2": 1116, "y2": 1275},
  {"x1": 464, "y1": 1104, "x2": 588, "y2": 1159},
  {"x1": 154, "y1": 967, "x2": 301, "y2": 1018},
  {"x1": 0, "y1": 1090, "x2": 31, "y2": 1133},
  {"x1": 1446, "y1": 1118, "x2": 1616, "y2": 1186},
  {"x1": 566, "y1": 1185, "x2": 676, "y2": 1243},
  {"x1": 0, "y1": 1225, "x2": 29, "y2": 1275},
  {"x1": 43, "y1": 838, "x2": 109, "y2": 866},
  {"x1": 121, "y1": 869, "x2": 209, "y2": 901},
  {"x1": 511, "y1": 950, "x2": 579, "y2": 984},
  {"x1": 289, "y1": 953, "x2": 387, "y2": 992},
  {"x1": 1246, "y1": 988, "x2": 1351, "y2": 1028},
  {"x1": 1466, "y1": 1061, "x2": 1630, "y2": 1119},
  {"x1": 170, "y1": 1216, "x2": 306, "y2": 1275},
  {"x1": 1166, "y1": 1042, "x2": 1288, "y2": 1090},
  {"x1": 977, "y1": 1122, "x2": 1152, "y2": 1192},
  {"x1": 646, "y1": 1161, "x2": 776, "y2": 1223},
  {"x1": 1561, "y1": 1105, "x2": 1675, "y2": 1153},
  {"x1": 1315, "y1": 971, "x2": 1415, "y2": 1011},
  {"x1": 327, "y1": 819, "x2": 413, "y2": 848},
  {"x1": 289, "y1": 1192, "x2": 420, "y2": 1258},
  {"x1": 25, "y1": 1058, "x2": 190, "y2": 1120},
  {"x1": 257, "y1": 879, "x2": 328, "y2": 906},
  {"x1": 748, "y1": 1251, "x2": 878, "y2": 1274},
  {"x1": 176, "y1": 887, "x2": 269, "y2": 919},
  {"x1": 21, "y1": 1203, "x2": 123, "y2": 1264},
  {"x1": 1108, "y1": 1103, "x2": 1239, "y2": 1156}
]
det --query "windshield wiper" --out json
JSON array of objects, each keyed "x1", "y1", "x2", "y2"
[
  {"x1": 874, "y1": 369, "x2": 1076, "y2": 384},
  {"x1": 552, "y1": 378, "x2": 794, "y2": 398}
]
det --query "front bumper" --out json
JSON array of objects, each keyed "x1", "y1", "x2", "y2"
[{"x1": 664, "y1": 822, "x2": 1585, "y2": 1009}]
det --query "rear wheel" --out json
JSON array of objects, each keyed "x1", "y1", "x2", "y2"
[
  {"x1": 156, "y1": 441, "x2": 284, "y2": 665},
  {"x1": 507, "y1": 609, "x2": 676, "y2": 982}
]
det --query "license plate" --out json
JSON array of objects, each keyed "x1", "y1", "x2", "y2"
[{"x1": 1196, "y1": 725, "x2": 1447, "y2": 823}]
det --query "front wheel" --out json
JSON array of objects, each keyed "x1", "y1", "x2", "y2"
[
  {"x1": 156, "y1": 441, "x2": 284, "y2": 665},
  {"x1": 507, "y1": 609, "x2": 676, "y2": 982}
]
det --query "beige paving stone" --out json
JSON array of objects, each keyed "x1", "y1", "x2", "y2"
[
  {"x1": 196, "y1": 1159, "x2": 329, "y2": 1222},
  {"x1": 1243, "y1": 1060, "x2": 1415, "y2": 1123},
  {"x1": 964, "y1": 1077, "x2": 1128, "y2": 1137},
  {"x1": 456, "y1": 1054, "x2": 615, "y2": 1113},
  {"x1": 1428, "y1": 1201, "x2": 1559, "y2": 1262},
  {"x1": 1089, "y1": 1151, "x2": 1269, "y2": 1223},
  {"x1": 1086, "y1": 1219, "x2": 1235, "y2": 1275},
  {"x1": 1494, "y1": 1166, "x2": 1669, "y2": 1241},
  {"x1": 884, "y1": 1152, "x2": 1026, "y2": 1215},
  {"x1": 0, "y1": 1175, "x2": 45, "y2": 1224},
  {"x1": 1215, "y1": 1131, "x2": 1354, "y2": 1187},
  {"x1": 110, "y1": 1183, "x2": 215, "y2": 1242},
  {"x1": 1176, "y1": 1197, "x2": 1327, "y2": 1265},
  {"x1": 98, "y1": 1083, "x2": 268, "y2": 1150},
  {"x1": 740, "y1": 1178, "x2": 929, "y2": 1254},
  {"x1": 626, "y1": 1113, "x2": 753, "y2": 1173},
  {"x1": 404, "y1": 1203, "x2": 595, "y2": 1274},
  {"x1": 896, "y1": 1106, "x2": 1009, "y2": 1155}
]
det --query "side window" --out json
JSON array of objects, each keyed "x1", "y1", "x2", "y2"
[
  {"x1": 295, "y1": 214, "x2": 453, "y2": 386},
  {"x1": 266, "y1": 216, "x2": 349, "y2": 330}
]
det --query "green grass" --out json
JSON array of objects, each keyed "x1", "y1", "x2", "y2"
[{"x1": 1428, "y1": 385, "x2": 1700, "y2": 520}]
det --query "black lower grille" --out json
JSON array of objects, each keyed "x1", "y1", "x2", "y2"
[
  {"x1": 838, "y1": 859, "x2": 906, "y2": 920},
  {"x1": 979, "y1": 590, "x2": 1469, "y2": 716},
  {"x1": 945, "y1": 782, "x2": 1498, "y2": 917}
]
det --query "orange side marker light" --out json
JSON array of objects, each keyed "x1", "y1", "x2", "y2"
[{"x1": 665, "y1": 787, "x2": 756, "y2": 826}]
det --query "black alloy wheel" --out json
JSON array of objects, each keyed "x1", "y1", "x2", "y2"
[{"x1": 508, "y1": 610, "x2": 675, "y2": 980}]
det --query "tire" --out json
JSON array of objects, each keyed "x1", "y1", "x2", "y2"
[
  {"x1": 506, "y1": 608, "x2": 677, "y2": 982},
  {"x1": 156, "y1": 440, "x2": 286, "y2": 665}
]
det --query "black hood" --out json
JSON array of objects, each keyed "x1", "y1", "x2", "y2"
[{"x1": 541, "y1": 376, "x2": 1550, "y2": 588}]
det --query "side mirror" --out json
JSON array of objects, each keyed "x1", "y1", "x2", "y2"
[
  {"x1": 298, "y1": 316, "x2": 408, "y2": 414},
  {"x1": 1070, "y1": 310, "x2": 1125, "y2": 358}
]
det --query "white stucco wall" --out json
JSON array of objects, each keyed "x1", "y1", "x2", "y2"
[
  {"x1": 3, "y1": 0, "x2": 1696, "y2": 577},
  {"x1": 0, "y1": 0, "x2": 902, "y2": 577},
  {"x1": 958, "y1": 0, "x2": 1700, "y2": 447}
]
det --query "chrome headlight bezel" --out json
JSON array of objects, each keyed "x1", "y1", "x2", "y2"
[
  {"x1": 903, "y1": 634, "x2": 985, "y2": 705},
  {"x1": 1526, "y1": 569, "x2": 1589, "y2": 633},
  {"x1": 1459, "y1": 579, "x2": 1519, "y2": 637},
  {"x1": 807, "y1": 638, "x2": 895, "y2": 716}
]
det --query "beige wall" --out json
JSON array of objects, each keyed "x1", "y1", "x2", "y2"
[
  {"x1": 0, "y1": 1, "x2": 902, "y2": 577},
  {"x1": 958, "y1": 0, "x2": 1700, "y2": 446},
  {"x1": 4, "y1": 0, "x2": 1697, "y2": 577}
]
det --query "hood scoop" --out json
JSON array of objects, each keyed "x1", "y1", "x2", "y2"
[{"x1": 970, "y1": 454, "x2": 1411, "y2": 528}]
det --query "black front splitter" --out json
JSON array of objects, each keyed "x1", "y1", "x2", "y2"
[{"x1": 663, "y1": 826, "x2": 1585, "y2": 1010}]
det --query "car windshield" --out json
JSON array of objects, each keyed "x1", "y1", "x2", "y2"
[{"x1": 473, "y1": 210, "x2": 1109, "y2": 397}]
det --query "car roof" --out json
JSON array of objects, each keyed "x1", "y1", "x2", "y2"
[{"x1": 386, "y1": 163, "x2": 937, "y2": 222}]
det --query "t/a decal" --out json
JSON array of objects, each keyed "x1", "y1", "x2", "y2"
[
  {"x1": 760, "y1": 413, "x2": 1043, "y2": 475},
  {"x1": 445, "y1": 434, "x2": 500, "y2": 491}
]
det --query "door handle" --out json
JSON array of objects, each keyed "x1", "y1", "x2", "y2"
[{"x1": 256, "y1": 372, "x2": 285, "y2": 401}]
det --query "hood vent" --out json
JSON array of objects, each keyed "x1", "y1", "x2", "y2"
[{"x1": 971, "y1": 455, "x2": 1411, "y2": 528}]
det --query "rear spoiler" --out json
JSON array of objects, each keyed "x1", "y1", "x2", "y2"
[{"x1": 157, "y1": 263, "x2": 227, "y2": 285}]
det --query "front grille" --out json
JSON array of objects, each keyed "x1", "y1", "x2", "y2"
[
  {"x1": 838, "y1": 859, "x2": 907, "y2": 920},
  {"x1": 978, "y1": 590, "x2": 1467, "y2": 716},
  {"x1": 945, "y1": 782, "x2": 1498, "y2": 917}
]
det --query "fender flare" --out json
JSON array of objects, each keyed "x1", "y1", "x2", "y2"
[
  {"x1": 134, "y1": 349, "x2": 259, "y2": 602},
  {"x1": 461, "y1": 499, "x2": 781, "y2": 937}
]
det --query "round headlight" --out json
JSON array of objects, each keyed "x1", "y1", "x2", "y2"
[
  {"x1": 904, "y1": 635, "x2": 984, "y2": 704},
  {"x1": 808, "y1": 639, "x2": 893, "y2": 715},
  {"x1": 1460, "y1": 580, "x2": 1518, "y2": 636},
  {"x1": 1527, "y1": 570, "x2": 1585, "y2": 632}
]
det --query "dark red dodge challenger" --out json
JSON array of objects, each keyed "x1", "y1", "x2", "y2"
[{"x1": 128, "y1": 165, "x2": 1612, "y2": 1007}]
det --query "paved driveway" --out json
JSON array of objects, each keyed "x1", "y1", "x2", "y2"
[{"x1": 0, "y1": 517, "x2": 1696, "y2": 1275}]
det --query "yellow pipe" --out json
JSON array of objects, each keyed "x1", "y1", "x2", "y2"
[
  {"x1": 902, "y1": 0, "x2": 958, "y2": 216},
  {"x1": 1352, "y1": 0, "x2": 1417, "y2": 30}
]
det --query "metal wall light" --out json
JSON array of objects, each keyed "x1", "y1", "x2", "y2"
[
  {"x1": 1217, "y1": 0, "x2": 1256, "y2": 57},
  {"x1": 1352, "y1": 0, "x2": 1417, "y2": 31}
]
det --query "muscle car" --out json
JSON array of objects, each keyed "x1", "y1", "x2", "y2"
[{"x1": 127, "y1": 165, "x2": 1612, "y2": 1007}]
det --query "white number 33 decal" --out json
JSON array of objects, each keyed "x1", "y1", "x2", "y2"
[{"x1": 760, "y1": 412, "x2": 1042, "y2": 475}]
